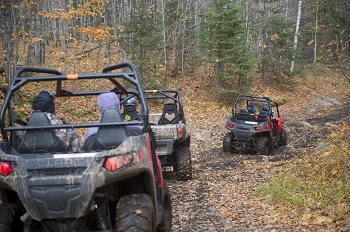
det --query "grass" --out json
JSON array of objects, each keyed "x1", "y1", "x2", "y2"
[{"x1": 255, "y1": 123, "x2": 350, "y2": 221}]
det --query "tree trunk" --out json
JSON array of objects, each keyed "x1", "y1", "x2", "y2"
[
  {"x1": 161, "y1": 0, "x2": 167, "y2": 79},
  {"x1": 0, "y1": 1, "x2": 19, "y2": 84},
  {"x1": 313, "y1": 3, "x2": 318, "y2": 64},
  {"x1": 290, "y1": 0, "x2": 302, "y2": 74}
]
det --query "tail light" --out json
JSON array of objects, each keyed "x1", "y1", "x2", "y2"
[
  {"x1": 0, "y1": 161, "x2": 13, "y2": 176},
  {"x1": 177, "y1": 127, "x2": 184, "y2": 139},
  {"x1": 226, "y1": 122, "x2": 234, "y2": 129},
  {"x1": 104, "y1": 154, "x2": 134, "y2": 172},
  {"x1": 255, "y1": 125, "x2": 269, "y2": 131}
]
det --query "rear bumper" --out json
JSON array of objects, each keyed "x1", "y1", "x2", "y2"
[
  {"x1": 0, "y1": 135, "x2": 156, "y2": 221},
  {"x1": 155, "y1": 139, "x2": 174, "y2": 156}
]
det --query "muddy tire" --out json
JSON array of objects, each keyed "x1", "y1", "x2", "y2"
[
  {"x1": 279, "y1": 128, "x2": 287, "y2": 146},
  {"x1": 116, "y1": 194, "x2": 153, "y2": 232},
  {"x1": 223, "y1": 133, "x2": 234, "y2": 153},
  {"x1": 256, "y1": 137, "x2": 270, "y2": 155},
  {"x1": 176, "y1": 146, "x2": 192, "y2": 181},
  {"x1": 156, "y1": 184, "x2": 172, "y2": 232},
  {"x1": 0, "y1": 203, "x2": 20, "y2": 232}
]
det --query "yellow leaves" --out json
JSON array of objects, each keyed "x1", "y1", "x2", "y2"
[
  {"x1": 270, "y1": 33, "x2": 279, "y2": 41},
  {"x1": 28, "y1": 37, "x2": 44, "y2": 43},
  {"x1": 78, "y1": 26, "x2": 117, "y2": 41},
  {"x1": 314, "y1": 215, "x2": 333, "y2": 224},
  {"x1": 135, "y1": 209, "x2": 142, "y2": 215},
  {"x1": 308, "y1": 40, "x2": 314, "y2": 45},
  {"x1": 118, "y1": 26, "x2": 125, "y2": 33},
  {"x1": 38, "y1": 7, "x2": 96, "y2": 22},
  {"x1": 301, "y1": 214, "x2": 333, "y2": 225},
  {"x1": 331, "y1": 168, "x2": 338, "y2": 176}
]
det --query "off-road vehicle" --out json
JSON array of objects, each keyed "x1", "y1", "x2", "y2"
[
  {"x1": 223, "y1": 95, "x2": 287, "y2": 155},
  {"x1": 142, "y1": 90, "x2": 192, "y2": 181},
  {"x1": 0, "y1": 62, "x2": 172, "y2": 231}
]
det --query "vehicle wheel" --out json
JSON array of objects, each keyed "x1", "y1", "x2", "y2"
[
  {"x1": 0, "y1": 203, "x2": 20, "y2": 232},
  {"x1": 279, "y1": 128, "x2": 287, "y2": 146},
  {"x1": 116, "y1": 194, "x2": 153, "y2": 232},
  {"x1": 256, "y1": 137, "x2": 270, "y2": 155},
  {"x1": 223, "y1": 133, "x2": 234, "y2": 153},
  {"x1": 176, "y1": 146, "x2": 192, "y2": 181},
  {"x1": 156, "y1": 184, "x2": 172, "y2": 232}
]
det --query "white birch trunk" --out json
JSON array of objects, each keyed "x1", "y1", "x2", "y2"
[
  {"x1": 290, "y1": 0, "x2": 302, "y2": 74},
  {"x1": 161, "y1": 0, "x2": 167, "y2": 77},
  {"x1": 313, "y1": 4, "x2": 318, "y2": 64}
]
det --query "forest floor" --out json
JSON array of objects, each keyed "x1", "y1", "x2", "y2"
[
  {"x1": 166, "y1": 66, "x2": 350, "y2": 231},
  {"x1": 0, "y1": 60, "x2": 348, "y2": 231}
]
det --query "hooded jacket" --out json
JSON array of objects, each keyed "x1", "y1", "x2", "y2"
[{"x1": 85, "y1": 92, "x2": 120, "y2": 140}]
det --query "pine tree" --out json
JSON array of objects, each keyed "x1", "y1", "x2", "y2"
[
  {"x1": 118, "y1": 1, "x2": 162, "y2": 88},
  {"x1": 200, "y1": 0, "x2": 255, "y2": 99}
]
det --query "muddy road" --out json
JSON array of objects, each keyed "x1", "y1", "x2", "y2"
[{"x1": 167, "y1": 102, "x2": 350, "y2": 231}]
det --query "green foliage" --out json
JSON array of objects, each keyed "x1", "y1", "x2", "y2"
[
  {"x1": 118, "y1": 3, "x2": 163, "y2": 82},
  {"x1": 255, "y1": 123, "x2": 350, "y2": 220},
  {"x1": 253, "y1": 3, "x2": 296, "y2": 85},
  {"x1": 200, "y1": 0, "x2": 256, "y2": 99}
]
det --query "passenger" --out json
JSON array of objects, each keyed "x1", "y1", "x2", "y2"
[
  {"x1": 17, "y1": 90, "x2": 81, "y2": 152},
  {"x1": 122, "y1": 97, "x2": 141, "y2": 121},
  {"x1": 260, "y1": 103, "x2": 270, "y2": 116},
  {"x1": 84, "y1": 92, "x2": 120, "y2": 141},
  {"x1": 83, "y1": 92, "x2": 142, "y2": 149},
  {"x1": 247, "y1": 103, "x2": 255, "y2": 114}
]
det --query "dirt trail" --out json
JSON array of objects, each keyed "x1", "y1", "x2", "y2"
[{"x1": 168, "y1": 97, "x2": 350, "y2": 231}]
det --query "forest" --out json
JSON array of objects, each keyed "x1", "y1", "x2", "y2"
[
  {"x1": 1, "y1": 0, "x2": 349, "y2": 92},
  {"x1": 0, "y1": 0, "x2": 350, "y2": 231}
]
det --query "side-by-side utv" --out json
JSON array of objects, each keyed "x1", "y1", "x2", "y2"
[{"x1": 0, "y1": 62, "x2": 172, "y2": 231}]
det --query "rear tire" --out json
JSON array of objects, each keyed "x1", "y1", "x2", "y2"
[
  {"x1": 223, "y1": 133, "x2": 234, "y2": 153},
  {"x1": 279, "y1": 128, "x2": 287, "y2": 146},
  {"x1": 0, "y1": 203, "x2": 20, "y2": 232},
  {"x1": 116, "y1": 194, "x2": 153, "y2": 232},
  {"x1": 156, "y1": 184, "x2": 172, "y2": 232},
  {"x1": 176, "y1": 146, "x2": 192, "y2": 181},
  {"x1": 256, "y1": 137, "x2": 270, "y2": 155}
]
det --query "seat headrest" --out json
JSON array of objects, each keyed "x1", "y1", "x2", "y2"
[{"x1": 18, "y1": 112, "x2": 68, "y2": 153}]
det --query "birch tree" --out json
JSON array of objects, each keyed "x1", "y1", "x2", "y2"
[{"x1": 290, "y1": 0, "x2": 302, "y2": 74}]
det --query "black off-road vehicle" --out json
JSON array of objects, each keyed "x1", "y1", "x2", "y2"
[
  {"x1": 143, "y1": 90, "x2": 192, "y2": 181},
  {"x1": 223, "y1": 95, "x2": 287, "y2": 155},
  {"x1": 0, "y1": 62, "x2": 172, "y2": 231}
]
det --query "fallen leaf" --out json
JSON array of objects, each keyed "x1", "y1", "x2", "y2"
[
  {"x1": 135, "y1": 209, "x2": 142, "y2": 215},
  {"x1": 314, "y1": 215, "x2": 332, "y2": 224}
]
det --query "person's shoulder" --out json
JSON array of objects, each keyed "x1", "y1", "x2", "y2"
[{"x1": 46, "y1": 113, "x2": 65, "y2": 124}]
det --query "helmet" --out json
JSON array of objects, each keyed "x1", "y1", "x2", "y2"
[
  {"x1": 125, "y1": 97, "x2": 136, "y2": 105},
  {"x1": 261, "y1": 103, "x2": 270, "y2": 112},
  {"x1": 247, "y1": 103, "x2": 254, "y2": 113}
]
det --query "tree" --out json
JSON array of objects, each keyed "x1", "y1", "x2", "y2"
[
  {"x1": 0, "y1": 1, "x2": 20, "y2": 84},
  {"x1": 200, "y1": 0, "x2": 255, "y2": 99},
  {"x1": 290, "y1": 0, "x2": 302, "y2": 74}
]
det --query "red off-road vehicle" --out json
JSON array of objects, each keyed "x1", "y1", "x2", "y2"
[
  {"x1": 0, "y1": 62, "x2": 172, "y2": 231},
  {"x1": 223, "y1": 95, "x2": 287, "y2": 155}
]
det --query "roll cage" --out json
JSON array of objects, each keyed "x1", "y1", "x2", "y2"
[
  {"x1": 0, "y1": 62, "x2": 149, "y2": 142},
  {"x1": 144, "y1": 90, "x2": 185, "y2": 123},
  {"x1": 232, "y1": 94, "x2": 280, "y2": 118}
]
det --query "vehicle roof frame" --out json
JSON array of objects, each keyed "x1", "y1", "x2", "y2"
[{"x1": 0, "y1": 62, "x2": 149, "y2": 142}]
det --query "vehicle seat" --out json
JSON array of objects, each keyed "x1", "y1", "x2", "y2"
[
  {"x1": 237, "y1": 109, "x2": 249, "y2": 121},
  {"x1": 18, "y1": 112, "x2": 68, "y2": 153},
  {"x1": 257, "y1": 105, "x2": 270, "y2": 122},
  {"x1": 158, "y1": 102, "x2": 179, "y2": 125},
  {"x1": 122, "y1": 103, "x2": 140, "y2": 121},
  {"x1": 88, "y1": 108, "x2": 127, "y2": 150}
]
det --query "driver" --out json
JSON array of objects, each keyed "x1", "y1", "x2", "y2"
[{"x1": 17, "y1": 90, "x2": 81, "y2": 152}]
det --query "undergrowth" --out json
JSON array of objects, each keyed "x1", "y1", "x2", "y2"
[{"x1": 255, "y1": 123, "x2": 350, "y2": 222}]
